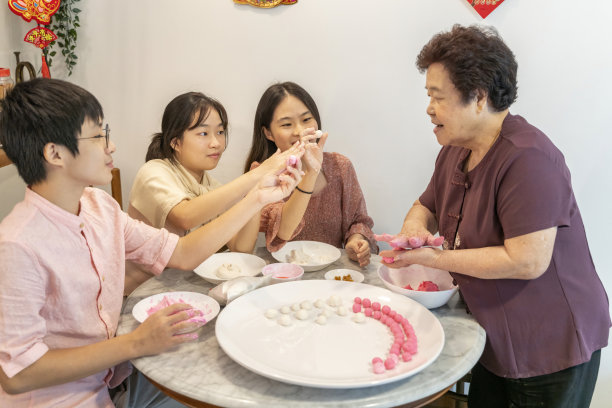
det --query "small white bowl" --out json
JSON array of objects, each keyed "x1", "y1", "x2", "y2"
[
  {"x1": 271, "y1": 241, "x2": 341, "y2": 272},
  {"x1": 377, "y1": 264, "x2": 458, "y2": 309},
  {"x1": 132, "y1": 291, "x2": 220, "y2": 333},
  {"x1": 194, "y1": 252, "x2": 266, "y2": 285},
  {"x1": 262, "y1": 263, "x2": 304, "y2": 283},
  {"x1": 324, "y1": 269, "x2": 364, "y2": 283}
]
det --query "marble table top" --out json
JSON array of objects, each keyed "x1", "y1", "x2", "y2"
[{"x1": 118, "y1": 249, "x2": 486, "y2": 408}]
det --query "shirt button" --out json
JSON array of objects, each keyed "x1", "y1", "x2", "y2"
[
  {"x1": 79, "y1": 223, "x2": 84, "y2": 229},
  {"x1": 102, "y1": 276, "x2": 105, "y2": 282},
  {"x1": 99, "y1": 304, "x2": 103, "y2": 311}
]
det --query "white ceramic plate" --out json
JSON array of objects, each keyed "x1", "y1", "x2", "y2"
[
  {"x1": 324, "y1": 268, "x2": 365, "y2": 283},
  {"x1": 194, "y1": 252, "x2": 267, "y2": 284},
  {"x1": 215, "y1": 280, "x2": 444, "y2": 388},
  {"x1": 132, "y1": 291, "x2": 220, "y2": 325},
  {"x1": 271, "y1": 241, "x2": 341, "y2": 272}
]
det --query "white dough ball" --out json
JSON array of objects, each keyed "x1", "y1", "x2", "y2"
[
  {"x1": 337, "y1": 306, "x2": 348, "y2": 316},
  {"x1": 352, "y1": 312, "x2": 366, "y2": 323},
  {"x1": 264, "y1": 309, "x2": 278, "y2": 319},
  {"x1": 315, "y1": 315, "x2": 327, "y2": 325},
  {"x1": 295, "y1": 309, "x2": 309, "y2": 320},
  {"x1": 278, "y1": 314, "x2": 292, "y2": 326},
  {"x1": 280, "y1": 306, "x2": 291, "y2": 314},
  {"x1": 291, "y1": 303, "x2": 301, "y2": 311},
  {"x1": 314, "y1": 299, "x2": 326, "y2": 309},
  {"x1": 300, "y1": 300, "x2": 313, "y2": 310}
]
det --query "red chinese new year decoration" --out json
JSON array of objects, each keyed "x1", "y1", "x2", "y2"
[
  {"x1": 7, "y1": 0, "x2": 60, "y2": 78},
  {"x1": 24, "y1": 26, "x2": 57, "y2": 49},
  {"x1": 8, "y1": 0, "x2": 60, "y2": 24},
  {"x1": 467, "y1": 0, "x2": 504, "y2": 19}
]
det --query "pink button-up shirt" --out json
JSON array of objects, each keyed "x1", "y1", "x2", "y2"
[{"x1": 0, "y1": 187, "x2": 179, "y2": 407}]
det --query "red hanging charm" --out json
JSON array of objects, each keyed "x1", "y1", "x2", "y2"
[
  {"x1": 24, "y1": 26, "x2": 57, "y2": 49},
  {"x1": 467, "y1": 0, "x2": 505, "y2": 19},
  {"x1": 8, "y1": 0, "x2": 61, "y2": 24},
  {"x1": 41, "y1": 53, "x2": 50, "y2": 78}
]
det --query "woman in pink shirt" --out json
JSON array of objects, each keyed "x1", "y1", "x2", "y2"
[{"x1": 244, "y1": 82, "x2": 377, "y2": 266}]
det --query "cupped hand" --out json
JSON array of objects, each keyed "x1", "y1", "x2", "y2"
[
  {"x1": 345, "y1": 235, "x2": 371, "y2": 267},
  {"x1": 379, "y1": 246, "x2": 442, "y2": 269},
  {"x1": 129, "y1": 303, "x2": 204, "y2": 357},
  {"x1": 300, "y1": 129, "x2": 327, "y2": 174},
  {"x1": 255, "y1": 141, "x2": 305, "y2": 176},
  {"x1": 255, "y1": 159, "x2": 304, "y2": 205}
]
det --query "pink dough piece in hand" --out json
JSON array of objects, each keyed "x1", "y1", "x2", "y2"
[
  {"x1": 287, "y1": 155, "x2": 298, "y2": 167},
  {"x1": 382, "y1": 257, "x2": 395, "y2": 264}
]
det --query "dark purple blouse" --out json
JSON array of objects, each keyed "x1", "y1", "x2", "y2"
[{"x1": 420, "y1": 113, "x2": 610, "y2": 378}]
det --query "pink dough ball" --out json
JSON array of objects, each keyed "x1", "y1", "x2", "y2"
[
  {"x1": 354, "y1": 297, "x2": 362, "y2": 304},
  {"x1": 394, "y1": 314, "x2": 403, "y2": 323},
  {"x1": 362, "y1": 298, "x2": 371, "y2": 308},
  {"x1": 390, "y1": 344, "x2": 400, "y2": 354},
  {"x1": 372, "y1": 302, "x2": 381, "y2": 311},
  {"x1": 402, "y1": 352, "x2": 412, "y2": 362},
  {"x1": 373, "y1": 361, "x2": 386, "y2": 374},
  {"x1": 389, "y1": 310, "x2": 397, "y2": 318},
  {"x1": 352, "y1": 303, "x2": 362, "y2": 313},
  {"x1": 364, "y1": 308, "x2": 373, "y2": 317},
  {"x1": 373, "y1": 311, "x2": 382, "y2": 320},
  {"x1": 385, "y1": 357, "x2": 397, "y2": 370},
  {"x1": 382, "y1": 305, "x2": 391, "y2": 315},
  {"x1": 372, "y1": 357, "x2": 383, "y2": 365}
]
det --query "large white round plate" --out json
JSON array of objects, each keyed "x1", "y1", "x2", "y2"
[
  {"x1": 132, "y1": 291, "x2": 220, "y2": 325},
  {"x1": 271, "y1": 241, "x2": 341, "y2": 272},
  {"x1": 194, "y1": 252, "x2": 267, "y2": 284},
  {"x1": 215, "y1": 280, "x2": 444, "y2": 388}
]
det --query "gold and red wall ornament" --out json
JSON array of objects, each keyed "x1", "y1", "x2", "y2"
[
  {"x1": 24, "y1": 26, "x2": 57, "y2": 49},
  {"x1": 8, "y1": 0, "x2": 60, "y2": 24},
  {"x1": 234, "y1": 0, "x2": 297, "y2": 8},
  {"x1": 467, "y1": 0, "x2": 504, "y2": 19},
  {"x1": 7, "y1": 0, "x2": 61, "y2": 78}
]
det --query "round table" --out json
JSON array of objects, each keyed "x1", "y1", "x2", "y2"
[{"x1": 118, "y1": 249, "x2": 485, "y2": 408}]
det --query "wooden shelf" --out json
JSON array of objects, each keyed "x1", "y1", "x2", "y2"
[{"x1": 0, "y1": 148, "x2": 12, "y2": 168}]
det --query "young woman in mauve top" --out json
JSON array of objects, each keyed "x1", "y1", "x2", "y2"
[{"x1": 244, "y1": 82, "x2": 377, "y2": 267}]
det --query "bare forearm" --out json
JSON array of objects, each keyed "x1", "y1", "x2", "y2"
[
  {"x1": 277, "y1": 172, "x2": 317, "y2": 240},
  {"x1": 168, "y1": 172, "x2": 259, "y2": 231},
  {"x1": 392, "y1": 228, "x2": 557, "y2": 280},
  {"x1": 401, "y1": 200, "x2": 438, "y2": 235},
  {"x1": 0, "y1": 335, "x2": 136, "y2": 395},
  {"x1": 169, "y1": 192, "x2": 263, "y2": 269},
  {"x1": 227, "y1": 213, "x2": 260, "y2": 253}
]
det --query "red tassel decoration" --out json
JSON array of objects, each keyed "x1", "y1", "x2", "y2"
[{"x1": 41, "y1": 53, "x2": 50, "y2": 78}]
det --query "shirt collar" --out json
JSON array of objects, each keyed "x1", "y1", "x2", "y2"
[{"x1": 25, "y1": 187, "x2": 85, "y2": 230}]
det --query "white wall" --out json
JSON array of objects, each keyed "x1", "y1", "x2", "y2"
[{"x1": 1, "y1": 0, "x2": 611, "y2": 404}]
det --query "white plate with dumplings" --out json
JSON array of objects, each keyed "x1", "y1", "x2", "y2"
[
  {"x1": 271, "y1": 241, "x2": 341, "y2": 272},
  {"x1": 215, "y1": 280, "x2": 444, "y2": 388},
  {"x1": 194, "y1": 252, "x2": 266, "y2": 284}
]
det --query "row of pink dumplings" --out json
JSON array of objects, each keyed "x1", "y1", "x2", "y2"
[{"x1": 352, "y1": 297, "x2": 418, "y2": 374}]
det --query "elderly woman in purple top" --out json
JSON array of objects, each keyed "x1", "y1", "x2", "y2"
[{"x1": 381, "y1": 25, "x2": 610, "y2": 407}]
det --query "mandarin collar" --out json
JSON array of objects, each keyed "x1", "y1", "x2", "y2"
[{"x1": 25, "y1": 187, "x2": 86, "y2": 230}]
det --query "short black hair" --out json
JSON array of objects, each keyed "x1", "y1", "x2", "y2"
[
  {"x1": 416, "y1": 24, "x2": 518, "y2": 111},
  {"x1": 0, "y1": 78, "x2": 103, "y2": 185}
]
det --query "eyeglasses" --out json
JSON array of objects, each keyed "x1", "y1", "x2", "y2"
[{"x1": 78, "y1": 124, "x2": 110, "y2": 148}]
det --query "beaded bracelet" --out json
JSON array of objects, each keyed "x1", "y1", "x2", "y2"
[{"x1": 295, "y1": 186, "x2": 313, "y2": 194}]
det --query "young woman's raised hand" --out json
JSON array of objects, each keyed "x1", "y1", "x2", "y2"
[
  {"x1": 254, "y1": 155, "x2": 305, "y2": 205},
  {"x1": 300, "y1": 128, "x2": 328, "y2": 174},
  {"x1": 255, "y1": 140, "x2": 305, "y2": 176}
]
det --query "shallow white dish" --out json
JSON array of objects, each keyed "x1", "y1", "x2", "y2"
[
  {"x1": 324, "y1": 268, "x2": 365, "y2": 283},
  {"x1": 132, "y1": 291, "x2": 220, "y2": 327},
  {"x1": 215, "y1": 280, "x2": 444, "y2": 389},
  {"x1": 378, "y1": 264, "x2": 458, "y2": 309},
  {"x1": 194, "y1": 252, "x2": 267, "y2": 284},
  {"x1": 271, "y1": 241, "x2": 341, "y2": 272}
]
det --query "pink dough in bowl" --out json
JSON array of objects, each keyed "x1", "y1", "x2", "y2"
[{"x1": 262, "y1": 263, "x2": 304, "y2": 283}]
